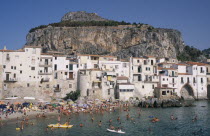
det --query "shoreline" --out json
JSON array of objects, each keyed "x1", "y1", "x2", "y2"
[{"x1": 0, "y1": 110, "x2": 59, "y2": 122}]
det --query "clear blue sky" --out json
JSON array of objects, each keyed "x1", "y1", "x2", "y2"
[{"x1": 0, "y1": 0, "x2": 210, "y2": 50}]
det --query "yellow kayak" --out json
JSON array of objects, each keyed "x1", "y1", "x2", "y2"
[{"x1": 48, "y1": 123, "x2": 73, "y2": 128}]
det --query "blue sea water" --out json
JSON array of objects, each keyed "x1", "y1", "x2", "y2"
[{"x1": 0, "y1": 101, "x2": 210, "y2": 136}]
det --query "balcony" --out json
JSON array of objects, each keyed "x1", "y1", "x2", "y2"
[
  {"x1": 40, "y1": 78, "x2": 50, "y2": 82},
  {"x1": 39, "y1": 62, "x2": 52, "y2": 67},
  {"x1": 38, "y1": 72, "x2": 52, "y2": 75},
  {"x1": 6, "y1": 57, "x2": 10, "y2": 61},
  {"x1": 207, "y1": 73, "x2": 210, "y2": 75},
  {"x1": 66, "y1": 78, "x2": 74, "y2": 80},
  {"x1": 54, "y1": 88, "x2": 61, "y2": 92},
  {"x1": 4, "y1": 78, "x2": 17, "y2": 83}
]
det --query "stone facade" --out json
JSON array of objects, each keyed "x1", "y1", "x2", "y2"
[{"x1": 0, "y1": 47, "x2": 209, "y2": 101}]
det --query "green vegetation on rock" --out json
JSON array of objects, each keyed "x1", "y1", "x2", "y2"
[
  {"x1": 63, "y1": 90, "x2": 80, "y2": 101},
  {"x1": 29, "y1": 20, "x2": 132, "y2": 33},
  {"x1": 177, "y1": 45, "x2": 203, "y2": 61}
]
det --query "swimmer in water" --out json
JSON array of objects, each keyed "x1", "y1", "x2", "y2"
[{"x1": 98, "y1": 120, "x2": 102, "y2": 127}]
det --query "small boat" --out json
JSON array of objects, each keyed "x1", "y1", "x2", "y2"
[
  {"x1": 107, "y1": 129, "x2": 125, "y2": 134},
  {"x1": 16, "y1": 128, "x2": 21, "y2": 131},
  {"x1": 48, "y1": 123, "x2": 73, "y2": 128}
]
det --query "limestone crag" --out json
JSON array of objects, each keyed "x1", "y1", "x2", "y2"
[
  {"x1": 61, "y1": 11, "x2": 109, "y2": 22},
  {"x1": 26, "y1": 11, "x2": 185, "y2": 58}
]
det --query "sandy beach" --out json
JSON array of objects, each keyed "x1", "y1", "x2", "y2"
[{"x1": 0, "y1": 110, "x2": 59, "y2": 121}]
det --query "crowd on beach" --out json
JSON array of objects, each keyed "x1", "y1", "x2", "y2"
[{"x1": 0, "y1": 99, "x2": 202, "y2": 134}]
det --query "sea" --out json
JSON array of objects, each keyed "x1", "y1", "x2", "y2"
[{"x1": 1, "y1": 101, "x2": 210, "y2": 136}]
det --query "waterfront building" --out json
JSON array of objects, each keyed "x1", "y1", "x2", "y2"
[{"x1": 0, "y1": 46, "x2": 209, "y2": 101}]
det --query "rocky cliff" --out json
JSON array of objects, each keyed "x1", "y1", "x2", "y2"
[{"x1": 26, "y1": 11, "x2": 185, "y2": 58}]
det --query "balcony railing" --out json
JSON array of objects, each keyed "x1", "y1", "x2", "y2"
[
  {"x1": 39, "y1": 63, "x2": 52, "y2": 67},
  {"x1": 38, "y1": 72, "x2": 52, "y2": 75},
  {"x1": 41, "y1": 78, "x2": 50, "y2": 82},
  {"x1": 54, "y1": 88, "x2": 61, "y2": 92},
  {"x1": 4, "y1": 78, "x2": 17, "y2": 83}
]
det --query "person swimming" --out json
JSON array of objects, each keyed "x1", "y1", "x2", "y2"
[
  {"x1": 98, "y1": 120, "x2": 102, "y2": 127},
  {"x1": 117, "y1": 116, "x2": 120, "y2": 122},
  {"x1": 79, "y1": 123, "x2": 83, "y2": 127}
]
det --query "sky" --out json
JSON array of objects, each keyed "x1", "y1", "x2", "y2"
[{"x1": 0, "y1": 0, "x2": 210, "y2": 50}]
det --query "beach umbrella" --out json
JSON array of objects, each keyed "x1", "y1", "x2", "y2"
[
  {"x1": 14, "y1": 102, "x2": 21, "y2": 105},
  {"x1": 59, "y1": 102, "x2": 65, "y2": 105},
  {"x1": 0, "y1": 101, "x2": 5, "y2": 104},
  {"x1": 51, "y1": 104, "x2": 57, "y2": 107},
  {"x1": 78, "y1": 103, "x2": 83, "y2": 107},
  {"x1": 45, "y1": 102, "x2": 51, "y2": 105},
  {"x1": 67, "y1": 99, "x2": 72, "y2": 102},
  {"x1": 68, "y1": 101, "x2": 74, "y2": 105}
]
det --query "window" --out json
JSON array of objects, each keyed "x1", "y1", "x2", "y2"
[
  {"x1": 181, "y1": 77, "x2": 184, "y2": 83},
  {"x1": 193, "y1": 77, "x2": 196, "y2": 83},
  {"x1": 14, "y1": 66, "x2": 16, "y2": 70},
  {"x1": 201, "y1": 78, "x2": 203, "y2": 83},
  {"x1": 163, "y1": 78, "x2": 165, "y2": 81},
  {"x1": 31, "y1": 67, "x2": 35, "y2": 70},
  {"x1": 20, "y1": 64, "x2": 22, "y2": 66},
  {"x1": 138, "y1": 75, "x2": 142, "y2": 81},
  {"x1": 152, "y1": 85, "x2": 154, "y2": 89},
  {"x1": 65, "y1": 72, "x2": 67, "y2": 75},
  {"x1": 3, "y1": 65, "x2": 6, "y2": 68},
  {"x1": 54, "y1": 73, "x2": 57, "y2": 79},
  {"x1": 14, "y1": 74, "x2": 16, "y2": 78},
  {"x1": 142, "y1": 85, "x2": 144, "y2": 89},
  {"x1": 187, "y1": 77, "x2": 190, "y2": 83},
  {"x1": 137, "y1": 60, "x2": 140, "y2": 63},
  {"x1": 66, "y1": 65, "x2": 68, "y2": 68},
  {"x1": 167, "y1": 90, "x2": 169, "y2": 93},
  {"x1": 11, "y1": 66, "x2": 13, "y2": 69},
  {"x1": 200, "y1": 67, "x2": 204, "y2": 73},
  {"x1": 55, "y1": 57, "x2": 57, "y2": 60},
  {"x1": 123, "y1": 63, "x2": 127, "y2": 68},
  {"x1": 162, "y1": 91, "x2": 166, "y2": 95},
  {"x1": 151, "y1": 60, "x2": 154, "y2": 65},
  {"x1": 46, "y1": 84, "x2": 49, "y2": 88},
  {"x1": 108, "y1": 90, "x2": 110, "y2": 95},
  {"x1": 144, "y1": 60, "x2": 147, "y2": 65},
  {"x1": 93, "y1": 90, "x2": 95, "y2": 94},
  {"x1": 69, "y1": 64, "x2": 73, "y2": 70},
  {"x1": 27, "y1": 83, "x2": 30, "y2": 87},
  {"x1": 69, "y1": 84, "x2": 72, "y2": 88},
  {"x1": 54, "y1": 64, "x2": 57, "y2": 70},
  {"x1": 20, "y1": 70, "x2": 22, "y2": 74},
  {"x1": 138, "y1": 66, "x2": 142, "y2": 73}
]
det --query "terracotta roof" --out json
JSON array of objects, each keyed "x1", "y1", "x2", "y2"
[
  {"x1": 158, "y1": 67, "x2": 177, "y2": 70},
  {"x1": 133, "y1": 57, "x2": 144, "y2": 59},
  {"x1": 158, "y1": 62, "x2": 175, "y2": 65},
  {"x1": 41, "y1": 53, "x2": 53, "y2": 56},
  {"x1": 186, "y1": 61, "x2": 207, "y2": 66},
  {"x1": 145, "y1": 56, "x2": 156, "y2": 58},
  {"x1": 117, "y1": 76, "x2": 128, "y2": 80},
  {"x1": 176, "y1": 63, "x2": 188, "y2": 66},
  {"x1": 178, "y1": 73, "x2": 191, "y2": 75},
  {"x1": 77, "y1": 54, "x2": 100, "y2": 57},
  {"x1": 0, "y1": 49, "x2": 24, "y2": 52},
  {"x1": 24, "y1": 46, "x2": 42, "y2": 48},
  {"x1": 120, "y1": 59, "x2": 129, "y2": 62}
]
